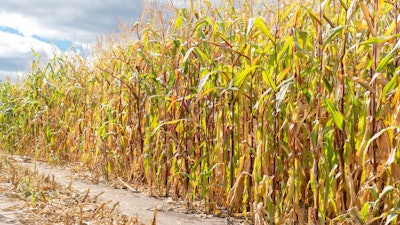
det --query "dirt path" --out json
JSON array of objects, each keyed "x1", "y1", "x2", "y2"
[
  {"x1": 0, "y1": 193, "x2": 24, "y2": 225},
  {"x1": 14, "y1": 160, "x2": 241, "y2": 225}
]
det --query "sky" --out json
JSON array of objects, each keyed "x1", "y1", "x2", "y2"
[{"x1": 0, "y1": 0, "x2": 181, "y2": 80}]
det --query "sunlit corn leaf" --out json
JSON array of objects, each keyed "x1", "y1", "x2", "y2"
[
  {"x1": 261, "y1": 69, "x2": 277, "y2": 92},
  {"x1": 174, "y1": 11, "x2": 184, "y2": 30},
  {"x1": 233, "y1": 65, "x2": 258, "y2": 89},
  {"x1": 351, "y1": 34, "x2": 400, "y2": 50},
  {"x1": 253, "y1": 17, "x2": 275, "y2": 44},
  {"x1": 194, "y1": 17, "x2": 212, "y2": 33},
  {"x1": 276, "y1": 77, "x2": 294, "y2": 111},
  {"x1": 323, "y1": 26, "x2": 346, "y2": 48},
  {"x1": 277, "y1": 37, "x2": 294, "y2": 62},
  {"x1": 197, "y1": 70, "x2": 213, "y2": 94},
  {"x1": 360, "y1": 201, "x2": 370, "y2": 221},
  {"x1": 323, "y1": 98, "x2": 344, "y2": 130},
  {"x1": 385, "y1": 213, "x2": 398, "y2": 225},
  {"x1": 193, "y1": 47, "x2": 210, "y2": 67},
  {"x1": 382, "y1": 75, "x2": 397, "y2": 101},
  {"x1": 375, "y1": 39, "x2": 400, "y2": 74}
]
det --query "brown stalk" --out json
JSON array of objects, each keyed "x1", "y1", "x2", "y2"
[
  {"x1": 311, "y1": 0, "x2": 323, "y2": 220},
  {"x1": 395, "y1": 0, "x2": 399, "y2": 68},
  {"x1": 229, "y1": 11, "x2": 236, "y2": 194},
  {"x1": 335, "y1": 1, "x2": 351, "y2": 210},
  {"x1": 163, "y1": 71, "x2": 169, "y2": 197},
  {"x1": 230, "y1": 94, "x2": 235, "y2": 190},
  {"x1": 271, "y1": 0, "x2": 281, "y2": 206},
  {"x1": 248, "y1": 72, "x2": 255, "y2": 209},
  {"x1": 370, "y1": 0, "x2": 379, "y2": 174},
  {"x1": 359, "y1": 2, "x2": 377, "y2": 37}
]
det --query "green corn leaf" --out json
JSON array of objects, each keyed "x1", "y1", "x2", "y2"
[
  {"x1": 375, "y1": 55, "x2": 393, "y2": 74},
  {"x1": 277, "y1": 37, "x2": 294, "y2": 62},
  {"x1": 198, "y1": 70, "x2": 219, "y2": 94},
  {"x1": 194, "y1": 47, "x2": 209, "y2": 67},
  {"x1": 99, "y1": 124, "x2": 107, "y2": 139},
  {"x1": 197, "y1": 72, "x2": 211, "y2": 94},
  {"x1": 360, "y1": 202, "x2": 370, "y2": 221},
  {"x1": 305, "y1": 7, "x2": 321, "y2": 24},
  {"x1": 339, "y1": 0, "x2": 348, "y2": 9},
  {"x1": 276, "y1": 78, "x2": 293, "y2": 110},
  {"x1": 195, "y1": 17, "x2": 212, "y2": 33},
  {"x1": 373, "y1": 186, "x2": 394, "y2": 214},
  {"x1": 280, "y1": 2, "x2": 297, "y2": 23},
  {"x1": 174, "y1": 12, "x2": 184, "y2": 30},
  {"x1": 352, "y1": 34, "x2": 400, "y2": 50},
  {"x1": 324, "y1": 98, "x2": 344, "y2": 130},
  {"x1": 382, "y1": 75, "x2": 397, "y2": 101},
  {"x1": 261, "y1": 69, "x2": 277, "y2": 92},
  {"x1": 376, "y1": 39, "x2": 400, "y2": 73},
  {"x1": 233, "y1": 65, "x2": 258, "y2": 88},
  {"x1": 253, "y1": 17, "x2": 275, "y2": 44},
  {"x1": 323, "y1": 26, "x2": 346, "y2": 47}
]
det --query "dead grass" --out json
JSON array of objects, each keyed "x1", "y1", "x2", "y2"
[{"x1": 0, "y1": 155, "x2": 145, "y2": 225}]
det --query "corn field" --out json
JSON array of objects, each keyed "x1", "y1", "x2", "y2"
[{"x1": 0, "y1": 0, "x2": 400, "y2": 224}]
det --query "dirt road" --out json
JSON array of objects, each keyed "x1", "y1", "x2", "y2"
[
  {"x1": 10, "y1": 160, "x2": 242, "y2": 225},
  {"x1": 0, "y1": 193, "x2": 24, "y2": 225}
]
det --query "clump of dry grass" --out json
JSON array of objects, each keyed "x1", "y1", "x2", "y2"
[{"x1": 0, "y1": 0, "x2": 400, "y2": 224}]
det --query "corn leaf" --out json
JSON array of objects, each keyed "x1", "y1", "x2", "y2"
[
  {"x1": 277, "y1": 37, "x2": 294, "y2": 62},
  {"x1": 174, "y1": 12, "x2": 184, "y2": 30},
  {"x1": 253, "y1": 17, "x2": 275, "y2": 44},
  {"x1": 376, "y1": 39, "x2": 400, "y2": 73},
  {"x1": 261, "y1": 69, "x2": 277, "y2": 92},
  {"x1": 324, "y1": 99, "x2": 344, "y2": 130},
  {"x1": 382, "y1": 75, "x2": 397, "y2": 101},
  {"x1": 233, "y1": 65, "x2": 258, "y2": 88},
  {"x1": 385, "y1": 213, "x2": 398, "y2": 225},
  {"x1": 373, "y1": 186, "x2": 394, "y2": 214},
  {"x1": 323, "y1": 26, "x2": 345, "y2": 47}
]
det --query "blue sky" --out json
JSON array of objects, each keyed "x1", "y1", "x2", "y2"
[{"x1": 0, "y1": 0, "x2": 188, "y2": 80}]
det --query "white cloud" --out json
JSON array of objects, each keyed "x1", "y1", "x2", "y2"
[
  {"x1": 0, "y1": 11, "x2": 63, "y2": 39},
  {"x1": 0, "y1": 31, "x2": 56, "y2": 56},
  {"x1": 0, "y1": 0, "x2": 145, "y2": 42},
  {"x1": 0, "y1": 30, "x2": 60, "y2": 80}
]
